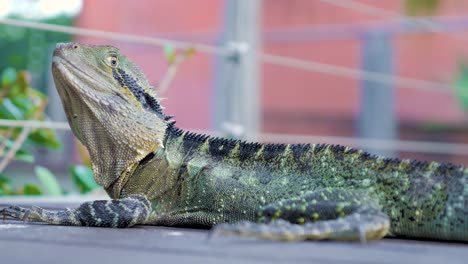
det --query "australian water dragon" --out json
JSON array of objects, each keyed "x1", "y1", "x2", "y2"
[{"x1": 1, "y1": 43, "x2": 467, "y2": 242}]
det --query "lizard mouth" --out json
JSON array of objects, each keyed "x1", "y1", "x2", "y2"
[
  {"x1": 52, "y1": 56, "x2": 100, "y2": 95},
  {"x1": 52, "y1": 56, "x2": 82, "y2": 134},
  {"x1": 52, "y1": 56, "x2": 123, "y2": 108}
]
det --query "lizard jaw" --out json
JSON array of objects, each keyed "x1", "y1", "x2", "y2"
[{"x1": 52, "y1": 56, "x2": 114, "y2": 105}]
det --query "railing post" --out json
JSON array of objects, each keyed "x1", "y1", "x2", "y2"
[
  {"x1": 358, "y1": 30, "x2": 398, "y2": 157},
  {"x1": 214, "y1": 0, "x2": 261, "y2": 140}
]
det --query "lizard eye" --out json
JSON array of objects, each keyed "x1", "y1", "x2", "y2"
[{"x1": 107, "y1": 55, "x2": 118, "y2": 68}]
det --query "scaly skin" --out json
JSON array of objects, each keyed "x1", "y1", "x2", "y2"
[{"x1": 1, "y1": 43, "x2": 467, "y2": 242}]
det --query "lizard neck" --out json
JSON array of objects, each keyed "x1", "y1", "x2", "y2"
[{"x1": 72, "y1": 93, "x2": 169, "y2": 190}]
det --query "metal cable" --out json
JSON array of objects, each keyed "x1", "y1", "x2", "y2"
[
  {"x1": 260, "y1": 53, "x2": 453, "y2": 93},
  {"x1": 0, "y1": 119, "x2": 70, "y2": 130},
  {"x1": 2, "y1": 119, "x2": 466, "y2": 155},
  {"x1": 0, "y1": 17, "x2": 456, "y2": 94},
  {"x1": 319, "y1": 0, "x2": 457, "y2": 35},
  {"x1": 0, "y1": 17, "x2": 233, "y2": 57}
]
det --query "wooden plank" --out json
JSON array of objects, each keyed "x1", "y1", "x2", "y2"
[{"x1": 0, "y1": 202, "x2": 466, "y2": 264}]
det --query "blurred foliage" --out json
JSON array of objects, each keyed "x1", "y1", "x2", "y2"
[
  {"x1": 76, "y1": 140, "x2": 91, "y2": 167},
  {"x1": 0, "y1": 165, "x2": 100, "y2": 196},
  {"x1": 0, "y1": 68, "x2": 99, "y2": 196},
  {"x1": 35, "y1": 166, "x2": 62, "y2": 196},
  {"x1": 163, "y1": 45, "x2": 177, "y2": 64},
  {"x1": 163, "y1": 44, "x2": 196, "y2": 65},
  {"x1": 405, "y1": 0, "x2": 440, "y2": 16},
  {"x1": 0, "y1": 15, "x2": 74, "y2": 94},
  {"x1": 70, "y1": 165, "x2": 100, "y2": 194},
  {"x1": 0, "y1": 11, "x2": 100, "y2": 196},
  {"x1": 0, "y1": 67, "x2": 61, "y2": 156}
]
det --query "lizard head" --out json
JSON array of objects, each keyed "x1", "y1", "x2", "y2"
[{"x1": 52, "y1": 42, "x2": 169, "y2": 191}]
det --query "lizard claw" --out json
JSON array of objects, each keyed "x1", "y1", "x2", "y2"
[
  {"x1": 0, "y1": 205, "x2": 31, "y2": 221},
  {"x1": 22, "y1": 210, "x2": 30, "y2": 223}
]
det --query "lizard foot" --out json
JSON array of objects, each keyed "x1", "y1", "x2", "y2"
[
  {"x1": 0, "y1": 205, "x2": 79, "y2": 225},
  {"x1": 1, "y1": 205, "x2": 31, "y2": 222},
  {"x1": 212, "y1": 220, "x2": 309, "y2": 241},
  {"x1": 212, "y1": 215, "x2": 389, "y2": 242}
]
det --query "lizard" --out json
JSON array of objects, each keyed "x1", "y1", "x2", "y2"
[{"x1": 1, "y1": 42, "x2": 467, "y2": 242}]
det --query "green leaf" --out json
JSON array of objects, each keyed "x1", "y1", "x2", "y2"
[
  {"x1": 35, "y1": 166, "x2": 62, "y2": 196},
  {"x1": 28, "y1": 128, "x2": 62, "y2": 149},
  {"x1": 163, "y1": 45, "x2": 176, "y2": 64},
  {"x1": 0, "y1": 174, "x2": 13, "y2": 195},
  {"x1": 22, "y1": 183, "x2": 42, "y2": 195},
  {"x1": 1, "y1": 67, "x2": 17, "y2": 87},
  {"x1": 14, "y1": 151, "x2": 34, "y2": 163},
  {"x1": 183, "y1": 47, "x2": 196, "y2": 58},
  {"x1": 10, "y1": 95, "x2": 34, "y2": 114},
  {"x1": 27, "y1": 88, "x2": 47, "y2": 107},
  {"x1": 69, "y1": 165, "x2": 99, "y2": 194},
  {"x1": 16, "y1": 71, "x2": 30, "y2": 93},
  {"x1": 0, "y1": 173, "x2": 12, "y2": 185},
  {"x1": 405, "y1": 0, "x2": 440, "y2": 16},
  {"x1": 0, "y1": 98, "x2": 24, "y2": 120},
  {"x1": 0, "y1": 137, "x2": 34, "y2": 163}
]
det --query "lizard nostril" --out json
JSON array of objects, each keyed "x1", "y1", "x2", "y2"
[
  {"x1": 56, "y1": 42, "x2": 67, "y2": 49},
  {"x1": 73, "y1": 44, "x2": 78, "y2": 49}
]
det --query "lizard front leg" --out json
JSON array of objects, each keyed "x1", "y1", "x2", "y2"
[{"x1": 0, "y1": 194, "x2": 151, "y2": 227}]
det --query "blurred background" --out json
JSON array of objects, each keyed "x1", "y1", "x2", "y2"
[{"x1": 2, "y1": 0, "x2": 468, "y2": 195}]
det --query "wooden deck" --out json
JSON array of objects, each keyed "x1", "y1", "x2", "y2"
[{"x1": 0, "y1": 199, "x2": 466, "y2": 264}]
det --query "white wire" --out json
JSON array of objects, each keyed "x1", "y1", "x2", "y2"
[
  {"x1": 260, "y1": 53, "x2": 453, "y2": 93},
  {"x1": 1, "y1": 119, "x2": 468, "y2": 155},
  {"x1": 0, "y1": 17, "x2": 233, "y2": 57},
  {"x1": 0, "y1": 120, "x2": 70, "y2": 130},
  {"x1": 0, "y1": 17, "x2": 456, "y2": 94},
  {"x1": 319, "y1": 0, "x2": 406, "y2": 18},
  {"x1": 319, "y1": 0, "x2": 451, "y2": 34}
]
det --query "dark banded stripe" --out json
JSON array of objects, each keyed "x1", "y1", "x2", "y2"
[{"x1": 112, "y1": 68, "x2": 165, "y2": 118}]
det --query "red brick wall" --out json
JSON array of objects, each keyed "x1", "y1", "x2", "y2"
[
  {"x1": 75, "y1": 0, "x2": 468, "y2": 137},
  {"x1": 262, "y1": 0, "x2": 468, "y2": 134}
]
